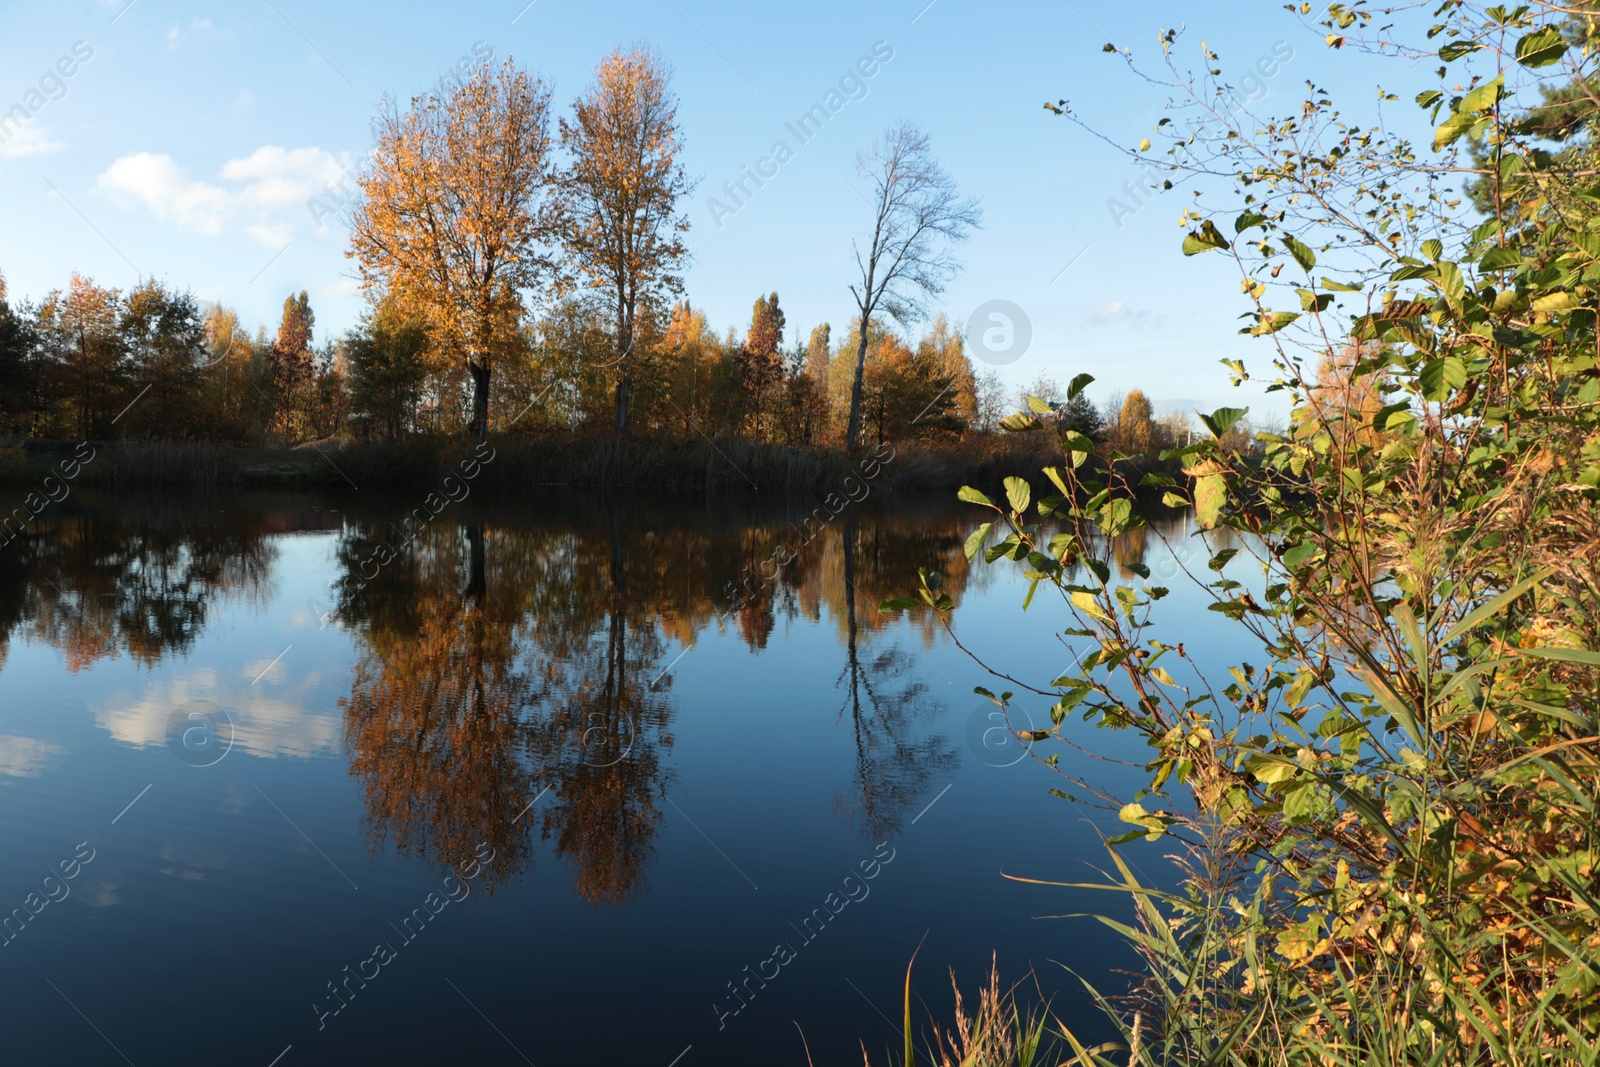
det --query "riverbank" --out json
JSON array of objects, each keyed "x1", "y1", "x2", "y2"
[{"x1": 0, "y1": 433, "x2": 1072, "y2": 495}]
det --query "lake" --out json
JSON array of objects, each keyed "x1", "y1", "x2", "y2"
[{"x1": 0, "y1": 486, "x2": 1257, "y2": 1065}]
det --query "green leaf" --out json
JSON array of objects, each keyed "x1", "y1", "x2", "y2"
[
  {"x1": 1373, "y1": 401, "x2": 1413, "y2": 432},
  {"x1": 1515, "y1": 25, "x2": 1567, "y2": 68},
  {"x1": 1070, "y1": 590, "x2": 1112, "y2": 624},
  {"x1": 1244, "y1": 755, "x2": 1298, "y2": 785},
  {"x1": 879, "y1": 596, "x2": 918, "y2": 612},
  {"x1": 1441, "y1": 568, "x2": 1551, "y2": 646},
  {"x1": 1182, "y1": 221, "x2": 1231, "y2": 255},
  {"x1": 1460, "y1": 74, "x2": 1503, "y2": 113},
  {"x1": 1533, "y1": 291, "x2": 1580, "y2": 312},
  {"x1": 1199, "y1": 407, "x2": 1249, "y2": 438},
  {"x1": 1004, "y1": 476, "x2": 1031, "y2": 513},
  {"x1": 1298, "y1": 289, "x2": 1334, "y2": 313},
  {"x1": 1479, "y1": 247, "x2": 1522, "y2": 271},
  {"x1": 1234, "y1": 211, "x2": 1267, "y2": 234},
  {"x1": 1285, "y1": 671, "x2": 1315, "y2": 708},
  {"x1": 1067, "y1": 372, "x2": 1094, "y2": 400},
  {"x1": 1250, "y1": 311, "x2": 1301, "y2": 336},
  {"x1": 1321, "y1": 277, "x2": 1362, "y2": 292},
  {"x1": 1519, "y1": 646, "x2": 1600, "y2": 668},
  {"x1": 1061, "y1": 431, "x2": 1097, "y2": 455},
  {"x1": 1419, "y1": 355, "x2": 1467, "y2": 401},
  {"x1": 1433, "y1": 109, "x2": 1479, "y2": 150},
  {"x1": 1161, "y1": 491, "x2": 1188, "y2": 509},
  {"x1": 1436, "y1": 259, "x2": 1466, "y2": 312},
  {"x1": 958, "y1": 485, "x2": 994, "y2": 507},
  {"x1": 963, "y1": 523, "x2": 993, "y2": 561},
  {"x1": 1282, "y1": 233, "x2": 1316, "y2": 272},
  {"x1": 1421, "y1": 238, "x2": 1443, "y2": 261},
  {"x1": 1026, "y1": 394, "x2": 1056, "y2": 415},
  {"x1": 999, "y1": 413, "x2": 1042, "y2": 432},
  {"x1": 1195, "y1": 473, "x2": 1226, "y2": 528}
]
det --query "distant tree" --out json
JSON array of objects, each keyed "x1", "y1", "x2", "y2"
[
  {"x1": 973, "y1": 369, "x2": 1006, "y2": 433},
  {"x1": 351, "y1": 58, "x2": 557, "y2": 443},
  {"x1": 1021, "y1": 372, "x2": 1065, "y2": 411},
  {"x1": 0, "y1": 272, "x2": 42, "y2": 433},
  {"x1": 122, "y1": 280, "x2": 207, "y2": 439},
  {"x1": 308, "y1": 342, "x2": 349, "y2": 440},
  {"x1": 804, "y1": 323, "x2": 831, "y2": 382},
  {"x1": 200, "y1": 303, "x2": 270, "y2": 442},
  {"x1": 36, "y1": 274, "x2": 127, "y2": 439},
  {"x1": 1060, "y1": 392, "x2": 1103, "y2": 442},
  {"x1": 1116, "y1": 389, "x2": 1155, "y2": 456},
  {"x1": 558, "y1": 47, "x2": 692, "y2": 437},
  {"x1": 737, "y1": 292, "x2": 785, "y2": 440},
  {"x1": 915, "y1": 315, "x2": 976, "y2": 429},
  {"x1": 269, "y1": 292, "x2": 315, "y2": 442},
  {"x1": 844, "y1": 121, "x2": 981, "y2": 450},
  {"x1": 858, "y1": 330, "x2": 961, "y2": 444}
]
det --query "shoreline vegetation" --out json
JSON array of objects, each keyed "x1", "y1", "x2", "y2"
[
  {"x1": 0, "y1": 432, "x2": 1205, "y2": 496},
  {"x1": 867, "y1": 4, "x2": 1600, "y2": 1066}
]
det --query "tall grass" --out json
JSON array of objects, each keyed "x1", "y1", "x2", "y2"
[{"x1": 110, "y1": 442, "x2": 239, "y2": 489}]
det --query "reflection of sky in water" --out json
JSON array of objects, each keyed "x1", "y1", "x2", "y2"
[
  {"x1": 0, "y1": 493, "x2": 1261, "y2": 1066},
  {"x1": 0, "y1": 734, "x2": 63, "y2": 778}
]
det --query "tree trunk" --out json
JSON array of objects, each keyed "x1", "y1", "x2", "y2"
[
  {"x1": 469, "y1": 358, "x2": 491, "y2": 443},
  {"x1": 845, "y1": 320, "x2": 870, "y2": 452},
  {"x1": 613, "y1": 367, "x2": 632, "y2": 437}
]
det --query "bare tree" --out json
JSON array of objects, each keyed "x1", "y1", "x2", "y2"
[
  {"x1": 844, "y1": 121, "x2": 981, "y2": 451},
  {"x1": 557, "y1": 46, "x2": 692, "y2": 437},
  {"x1": 349, "y1": 59, "x2": 557, "y2": 443}
]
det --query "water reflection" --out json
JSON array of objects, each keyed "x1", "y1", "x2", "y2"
[
  {"x1": 327, "y1": 496, "x2": 964, "y2": 903},
  {"x1": 0, "y1": 494, "x2": 279, "y2": 672}
]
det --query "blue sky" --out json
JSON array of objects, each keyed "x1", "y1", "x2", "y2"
[{"x1": 0, "y1": 1, "x2": 1443, "y2": 417}]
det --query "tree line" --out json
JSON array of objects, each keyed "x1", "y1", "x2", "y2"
[{"x1": 0, "y1": 47, "x2": 1000, "y2": 455}]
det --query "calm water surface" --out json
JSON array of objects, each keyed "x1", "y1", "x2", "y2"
[{"x1": 0, "y1": 488, "x2": 1259, "y2": 1065}]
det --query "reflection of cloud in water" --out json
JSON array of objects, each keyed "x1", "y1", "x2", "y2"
[
  {"x1": 160, "y1": 844, "x2": 227, "y2": 882},
  {"x1": 0, "y1": 735, "x2": 64, "y2": 778},
  {"x1": 95, "y1": 669, "x2": 339, "y2": 759},
  {"x1": 81, "y1": 882, "x2": 121, "y2": 908}
]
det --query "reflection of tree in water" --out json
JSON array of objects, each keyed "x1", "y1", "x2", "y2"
[
  {"x1": 333, "y1": 497, "x2": 970, "y2": 895},
  {"x1": 832, "y1": 519, "x2": 959, "y2": 840},
  {"x1": 0, "y1": 497, "x2": 276, "y2": 673},
  {"x1": 336, "y1": 514, "x2": 674, "y2": 904},
  {"x1": 523, "y1": 514, "x2": 673, "y2": 906},
  {"x1": 339, "y1": 522, "x2": 543, "y2": 892}
]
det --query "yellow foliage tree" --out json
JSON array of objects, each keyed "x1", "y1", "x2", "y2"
[{"x1": 350, "y1": 59, "x2": 557, "y2": 442}]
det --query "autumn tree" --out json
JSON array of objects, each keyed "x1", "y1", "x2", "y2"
[
  {"x1": 36, "y1": 274, "x2": 126, "y2": 439},
  {"x1": 558, "y1": 46, "x2": 692, "y2": 436},
  {"x1": 844, "y1": 121, "x2": 981, "y2": 450},
  {"x1": 351, "y1": 58, "x2": 557, "y2": 442},
  {"x1": 200, "y1": 303, "x2": 269, "y2": 442},
  {"x1": 736, "y1": 292, "x2": 785, "y2": 440},
  {"x1": 269, "y1": 292, "x2": 315, "y2": 442},
  {"x1": 1111, "y1": 388, "x2": 1155, "y2": 456}
]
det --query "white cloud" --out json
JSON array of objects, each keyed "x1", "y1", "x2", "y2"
[
  {"x1": 0, "y1": 735, "x2": 62, "y2": 778},
  {"x1": 0, "y1": 123, "x2": 66, "y2": 160},
  {"x1": 1090, "y1": 299, "x2": 1162, "y2": 331},
  {"x1": 97, "y1": 152, "x2": 231, "y2": 233},
  {"x1": 96, "y1": 145, "x2": 348, "y2": 245}
]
